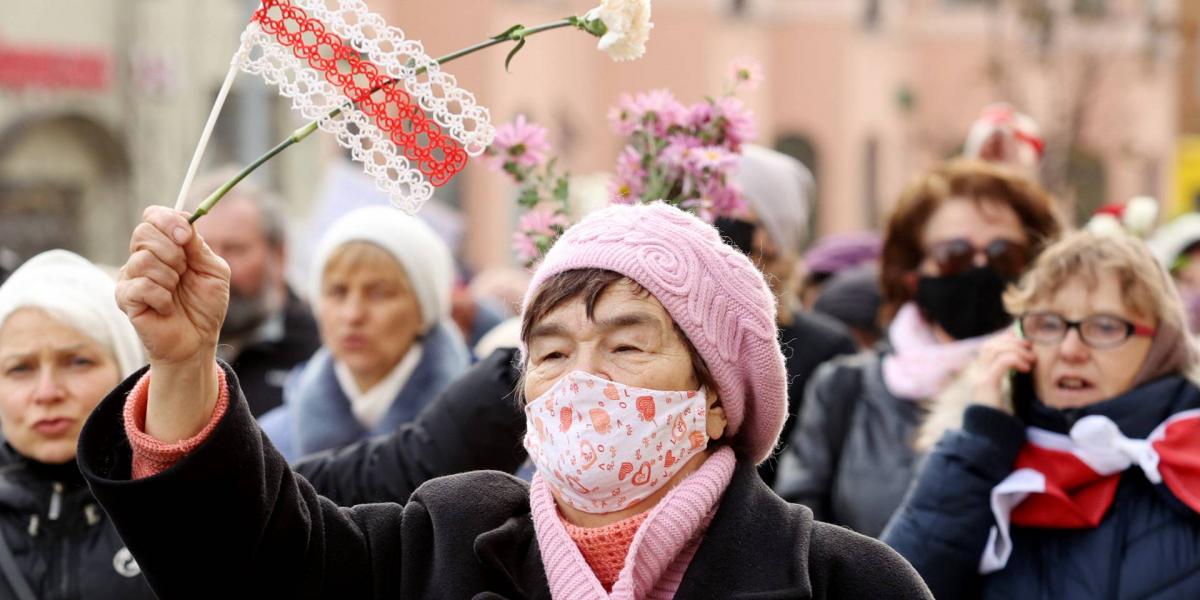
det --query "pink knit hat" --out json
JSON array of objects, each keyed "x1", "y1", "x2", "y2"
[{"x1": 523, "y1": 202, "x2": 787, "y2": 464}]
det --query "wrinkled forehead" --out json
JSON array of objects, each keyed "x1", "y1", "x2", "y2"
[
  {"x1": 530, "y1": 280, "x2": 675, "y2": 339},
  {"x1": 1028, "y1": 270, "x2": 1141, "y2": 319}
]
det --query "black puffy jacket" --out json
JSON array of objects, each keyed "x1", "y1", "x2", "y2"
[
  {"x1": 883, "y1": 375, "x2": 1200, "y2": 600},
  {"x1": 773, "y1": 351, "x2": 927, "y2": 537},
  {"x1": 760, "y1": 311, "x2": 857, "y2": 486},
  {"x1": 0, "y1": 445, "x2": 154, "y2": 599}
]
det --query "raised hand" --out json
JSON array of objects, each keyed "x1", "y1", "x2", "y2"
[
  {"x1": 970, "y1": 329, "x2": 1035, "y2": 413},
  {"x1": 116, "y1": 206, "x2": 230, "y2": 442},
  {"x1": 117, "y1": 206, "x2": 230, "y2": 367}
]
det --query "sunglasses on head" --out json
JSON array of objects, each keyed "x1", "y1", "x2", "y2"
[{"x1": 927, "y1": 238, "x2": 1028, "y2": 280}]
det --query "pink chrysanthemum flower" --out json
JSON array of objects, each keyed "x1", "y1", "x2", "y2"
[
  {"x1": 728, "y1": 57, "x2": 764, "y2": 93},
  {"x1": 623, "y1": 89, "x2": 688, "y2": 136},
  {"x1": 512, "y1": 231, "x2": 541, "y2": 264},
  {"x1": 518, "y1": 206, "x2": 569, "y2": 238},
  {"x1": 686, "y1": 145, "x2": 739, "y2": 174},
  {"x1": 489, "y1": 114, "x2": 552, "y2": 170},
  {"x1": 713, "y1": 96, "x2": 757, "y2": 148}
]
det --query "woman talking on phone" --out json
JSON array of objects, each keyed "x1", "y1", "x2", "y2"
[{"x1": 883, "y1": 230, "x2": 1200, "y2": 599}]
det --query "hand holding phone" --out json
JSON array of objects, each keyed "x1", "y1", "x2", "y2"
[{"x1": 970, "y1": 325, "x2": 1035, "y2": 413}]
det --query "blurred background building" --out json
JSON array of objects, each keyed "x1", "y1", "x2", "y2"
[{"x1": 0, "y1": 0, "x2": 1192, "y2": 281}]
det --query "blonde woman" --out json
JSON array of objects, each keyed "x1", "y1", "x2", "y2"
[{"x1": 884, "y1": 230, "x2": 1200, "y2": 599}]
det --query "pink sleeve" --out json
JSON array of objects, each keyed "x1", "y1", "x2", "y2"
[{"x1": 123, "y1": 365, "x2": 231, "y2": 480}]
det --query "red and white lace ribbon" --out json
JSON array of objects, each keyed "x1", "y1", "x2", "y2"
[{"x1": 234, "y1": 0, "x2": 494, "y2": 213}]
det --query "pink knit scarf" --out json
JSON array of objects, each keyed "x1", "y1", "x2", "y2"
[
  {"x1": 881, "y1": 303, "x2": 996, "y2": 400},
  {"x1": 530, "y1": 446, "x2": 737, "y2": 600}
]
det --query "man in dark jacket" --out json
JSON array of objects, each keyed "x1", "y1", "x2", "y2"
[{"x1": 193, "y1": 172, "x2": 320, "y2": 417}]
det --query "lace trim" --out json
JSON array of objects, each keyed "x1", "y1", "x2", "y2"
[{"x1": 234, "y1": 0, "x2": 494, "y2": 213}]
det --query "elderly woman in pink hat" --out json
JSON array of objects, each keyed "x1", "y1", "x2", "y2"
[{"x1": 76, "y1": 202, "x2": 930, "y2": 599}]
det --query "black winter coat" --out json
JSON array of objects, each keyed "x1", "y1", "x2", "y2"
[
  {"x1": 882, "y1": 375, "x2": 1200, "y2": 600},
  {"x1": 0, "y1": 445, "x2": 154, "y2": 599},
  {"x1": 760, "y1": 311, "x2": 857, "y2": 487},
  {"x1": 78, "y1": 364, "x2": 932, "y2": 599},
  {"x1": 229, "y1": 288, "x2": 321, "y2": 417},
  {"x1": 292, "y1": 347, "x2": 527, "y2": 506},
  {"x1": 773, "y1": 351, "x2": 926, "y2": 537}
]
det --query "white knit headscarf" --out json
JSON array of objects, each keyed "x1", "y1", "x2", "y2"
[
  {"x1": 0, "y1": 250, "x2": 145, "y2": 378},
  {"x1": 734, "y1": 145, "x2": 814, "y2": 255},
  {"x1": 309, "y1": 206, "x2": 454, "y2": 333}
]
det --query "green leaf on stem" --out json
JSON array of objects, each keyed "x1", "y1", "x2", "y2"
[
  {"x1": 493, "y1": 23, "x2": 525, "y2": 41},
  {"x1": 505, "y1": 37, "x2": 527, "y2": 72},
  {"x1": 518, "y1": 187, "x2": 541, "y2": 208},
  {"x1": 553, "y1": 177, "x2": 570, "y2": 201}
]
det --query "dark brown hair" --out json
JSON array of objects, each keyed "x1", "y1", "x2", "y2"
[
  {"x1": 519, "y1": 269, "x2": 718, "y2": 401},
  {"x1": 879, "y1": 159, "x2": 1064, "y2": 323}
]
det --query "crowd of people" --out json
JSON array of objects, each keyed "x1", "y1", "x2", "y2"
[{"x1": 0, "y1": 102, "x2": 1198, "y2": 599}]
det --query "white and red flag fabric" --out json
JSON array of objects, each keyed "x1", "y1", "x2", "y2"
[
  {"x1": 980, "y1": 410, "x2": 1200, "y2": 573},
  {"x1": 233, "y1": 0, "x2": 494, "y2": 213}
]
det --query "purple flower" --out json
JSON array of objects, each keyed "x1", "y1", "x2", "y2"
[
  {"x1": 488, "y1": 114, "x2": 552, "y2": 171},
  {"x1": 686, "y1": 145, "x2": 738, "y2": 174},
  {"x1": 688, "y1": 102, "x2": 715, "y2": 130},
  {"x1": 610, "y1": 89, "x2": 687, "y2": 136},
  {"x1": 659, "y1": 136, "x2": 699, "y2": 173},
  {"x1": 707, "y1": 179, "x2": 746, "y2": 217},
  {"x1": 713, "y1": 96, "x2": 757, "y2": 148}
]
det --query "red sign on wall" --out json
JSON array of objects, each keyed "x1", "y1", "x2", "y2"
[{"x1": 0, "y1": 44, "x2": 110, "y2": 91}]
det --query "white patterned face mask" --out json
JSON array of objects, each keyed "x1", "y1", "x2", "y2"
[{"x1": 523, "y1": 371, "x2": 711, "y2": 513}]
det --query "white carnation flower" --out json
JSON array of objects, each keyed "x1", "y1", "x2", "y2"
[{"x1": 585, "y1": 0, "x2": 653, "y2": 62}]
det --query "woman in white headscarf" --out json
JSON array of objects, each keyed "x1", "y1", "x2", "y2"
[
  {"x1": 0, "y1": 250, "x2": 153, "y2": 599},
  {"x1": 258, "y1": 206, "x2": 469, "y2": 461}
]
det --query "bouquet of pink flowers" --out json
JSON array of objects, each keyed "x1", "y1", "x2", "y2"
[
  {"x1": 607, "y1": 63, "x2": 759, "y2": 221},
  {"x1": 486, "y1": 115, "x2": 571, "y2": 266}
]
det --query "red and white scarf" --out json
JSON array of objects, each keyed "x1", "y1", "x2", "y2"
[{"x1": 980, "y1": 409, "x2": 1200, "y2": 573}]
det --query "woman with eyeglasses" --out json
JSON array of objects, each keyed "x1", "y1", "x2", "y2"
[
  {"x1": 882, "y1": 229, "x2": 1200, "y2": 599},
  {"x1": 773, "y1": 160, "x2": 1064, "y2": 538}
]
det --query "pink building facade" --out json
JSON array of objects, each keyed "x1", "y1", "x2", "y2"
[{"x1": 369, "y1": 0, "x2": 1181, "y2": 269}]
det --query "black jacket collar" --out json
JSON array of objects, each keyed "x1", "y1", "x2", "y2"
[
  {"x1": 676, "y1": 459, "x2": 812, "y2": 598},
  {"x1": 473, "y1": 458, "x2": 813, "y2": 599}
]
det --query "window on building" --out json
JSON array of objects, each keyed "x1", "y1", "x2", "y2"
[
  {"x1": 1067, "y1": 148, "x2": 1108, "y2": 225},
  {"x1": 775, "y1": 133, "x2": 821, "y2": 245},
  {"x1": 1073, "y1": 0, "x2": 1108, "y2": 18},
  {"x1": 863, "y1": 0, "x2": 882, "y2": 30}
]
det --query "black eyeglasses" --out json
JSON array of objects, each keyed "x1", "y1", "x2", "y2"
[
  {"x1": 927, "y1": 238, "x2": 1028, "y2": 279},
  {"x1": 1018, "y1": 312, "x2": 1157, "y2": 349}
]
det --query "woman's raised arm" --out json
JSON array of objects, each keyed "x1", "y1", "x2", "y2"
[{"x1": 115, "y1": 206, "x2": 230, "y2": 443}]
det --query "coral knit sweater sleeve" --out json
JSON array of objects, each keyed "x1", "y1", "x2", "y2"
[{"x1": 124, "y1": 365, "x2": 231, "y2": 479}]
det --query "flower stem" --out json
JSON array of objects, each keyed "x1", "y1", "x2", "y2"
[{"x1": 188, "y1": 17, "x2": 579, "y2": 224}]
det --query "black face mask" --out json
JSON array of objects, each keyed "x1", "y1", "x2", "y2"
[{"x1": 915, "y1": 266, "x2": 1013, "y2": 340}]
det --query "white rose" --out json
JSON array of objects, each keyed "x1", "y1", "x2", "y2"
[{"x1": 585, "y1": 0, "x2": 653, "y2": 62}]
